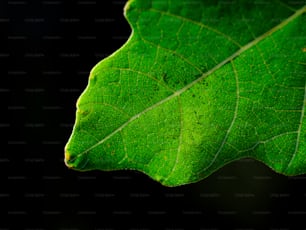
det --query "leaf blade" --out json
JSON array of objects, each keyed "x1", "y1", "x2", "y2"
[{"x1": 65, "y1": 0, "x2": 306, "y2": 186}]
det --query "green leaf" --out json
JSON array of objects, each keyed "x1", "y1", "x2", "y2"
[{"x1": 64, "y1": 0, "x2": 306, "y2": 186}]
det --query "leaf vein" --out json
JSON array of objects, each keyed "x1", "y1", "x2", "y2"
[
  {"x1": 199, "y1": 61, "x2": 240, "y2": 173},
  {"x1": 164, "y1": 97, "x2": 183, "y2": 182},
  {"x1": 111, "y1": 67, "x2": 175, "y2": 92},
  {"x1": 139, "y1": 37, "x2": 204, "y2": 75},
  {"x1": 285, "y1": 79, "x2": 306, "y2": 171},
  {"x1": 79, "y1": 101, "x2": 131, "y2": 117},
  {"x1": 149, "y1": 8, "x2": 242, "y2": 47}
]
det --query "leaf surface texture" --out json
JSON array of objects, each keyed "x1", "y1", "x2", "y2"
[{"x1": 65, "y1": 0, "x2": 306, "y2": 186}]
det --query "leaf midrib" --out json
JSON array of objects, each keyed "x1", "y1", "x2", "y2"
[{"x1": 77, "y1": 5, "x2": 306, "y2": 157}]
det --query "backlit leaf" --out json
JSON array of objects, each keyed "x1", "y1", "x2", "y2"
[{"x1": 65, "y1": 0, "x2": 306, "y2": 186}]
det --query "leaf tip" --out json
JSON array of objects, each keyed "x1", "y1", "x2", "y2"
[
  {"x1": 64, "y1": 145, "x2": 90, "y2": 171},
  {"x1": 64, "y1": 150, "x2": 74, "y2": 169}
]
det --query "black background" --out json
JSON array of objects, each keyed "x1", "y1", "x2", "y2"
[{"x1": 5, "y1": 0, "x2": 306, "y2": 229}]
